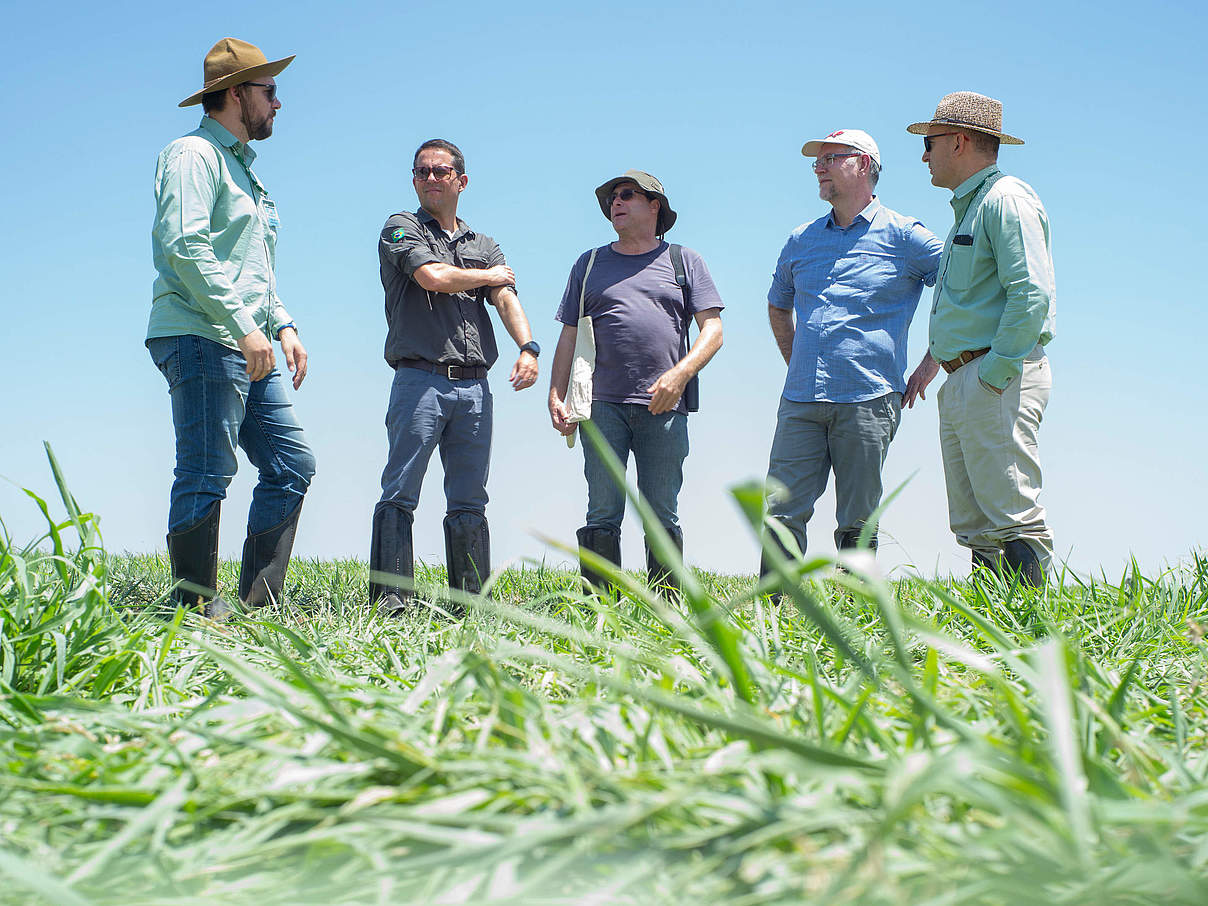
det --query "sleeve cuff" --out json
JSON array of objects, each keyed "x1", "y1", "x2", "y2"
[{"x1": 978, "y1": 352, "x2": 1021, "y2": 390}]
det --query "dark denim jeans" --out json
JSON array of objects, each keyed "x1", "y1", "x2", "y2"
[
  {"x1": 379, "y1": 365, "x2": 492, "y2": 515},
  {"x1": 582, "y1": 401, "x2": 689, "y2": 532},
  {"x1": 148, "y1": 335, "x2": 315, "y2": 534}
]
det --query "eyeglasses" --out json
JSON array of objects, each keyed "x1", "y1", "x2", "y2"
[
  {"x1": 923, "y1": 132, "x2": 961, "y2": 152},
  {"x1": 607, "y1": 187, "x2": 648, "y2": 205},
  {"x1": 242, "y1": 82, "x2": 277, "y2": 102},
  {"x1": 412, "y1": 165, "x2": 460, "y2": 181},
  {"x1": 812, "y1": 152, "x2": 863, "y2": 171}
]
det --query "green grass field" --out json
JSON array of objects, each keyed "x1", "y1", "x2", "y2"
[{"x1": 2, "y1": 449, "x2": 1207, "y2": 904}]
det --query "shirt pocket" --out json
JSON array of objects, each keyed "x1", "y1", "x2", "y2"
[{"x1": 942, "y1": 242, "x2": 976, "y2": 294}]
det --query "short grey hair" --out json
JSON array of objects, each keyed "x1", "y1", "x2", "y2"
[{"x1": 866, "y1": 157, "x2": 881, "y2": 189}]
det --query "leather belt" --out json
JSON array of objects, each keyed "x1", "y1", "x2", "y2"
[
  {"x1": 396, "y1": 358, "x2": 488, "y2": 380},
  {"x1": 939, "y1": 348, "x2": 990, "y2": 375}
]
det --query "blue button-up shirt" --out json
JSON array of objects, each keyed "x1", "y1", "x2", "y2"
[{"x1": 768, "y1": 198, "x2": 943, "y2": 403}]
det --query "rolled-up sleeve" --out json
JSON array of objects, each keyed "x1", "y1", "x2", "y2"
[
  {"x1": 905, "y1": 221, "x2": 944, "y2": 287},
  {"x1": 979, "y1": 193, "x2": 1054, "y2": 388},
  {"x1": 154, "y1": 147, "x2": 258, "y2": 339},
  {"x1": 767, "y1": 239, "x2": 796, "y2": 310}
]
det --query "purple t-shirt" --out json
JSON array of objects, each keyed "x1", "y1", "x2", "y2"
[{"x1": 556, "y1": 242, "x2": 724, "y2": 413}]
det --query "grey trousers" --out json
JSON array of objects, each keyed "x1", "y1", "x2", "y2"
[
  {"x1": 765, "y1": 392, "x2": 901, "y2": 554},
  {"x1": 936, "y1": 345, "x2": 1053, "y2": 568}
]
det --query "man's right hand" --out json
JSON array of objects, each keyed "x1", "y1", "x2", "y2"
[
  {"x1": 484, "y1": 265, "x2": 516, "y2": 287},
  {"x1": 548, "y1": 395, "x2": 577, "y2": 436},
  {"x1": 238, "y1": 329, "x2": 275, "y2": 382}
]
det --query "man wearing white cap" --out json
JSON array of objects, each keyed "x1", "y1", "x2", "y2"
[
  {"x1": 762, "y1": 129, "x2": 942, "y2": 572},
  {"x1": 147, "y1": 38, "x2": 315, "y2": 615},
  {"x1": 903, "y1": 92, "x2": 1056, "y2": 587}
]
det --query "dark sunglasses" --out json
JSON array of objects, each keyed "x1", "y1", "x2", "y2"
[
  {"x1": 923, "y1": 132, "x2": 961, "y2": 152},
  {"x1": 412, "y1": 165, "x2": 460, "y2": 181},
  {"x1": 242, "y1": 81, "x2": 277, "y2": 102},
  {"x1": 607, "y1": 187, "x2": 648, "y2": 205}
]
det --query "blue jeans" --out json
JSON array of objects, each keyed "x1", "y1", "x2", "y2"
[
  {"x1": 582, "y1": 401, "x2": 689, "y2": 532},
  {"x1": 765, "y1": 392, "x2": 901, "y2": 552},
  {"x1": 148, "y1": 335, "x2": 315, "y2": 534},
  {"x1": 379, "y1": 365, "x2": 492, "y2": 515}
]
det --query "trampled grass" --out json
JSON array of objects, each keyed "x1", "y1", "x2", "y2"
[{"x1": 2, "y1": 446, "x2": 1207, "y2": 904}]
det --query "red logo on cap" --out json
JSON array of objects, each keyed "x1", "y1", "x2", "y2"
[{"x1": 827, "y1": 131, "x2": 845, "y2": 138}]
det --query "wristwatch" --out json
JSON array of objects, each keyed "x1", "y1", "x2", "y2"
[{"x1": 520, "y1": 340, "x2": 541, "y2": 357}]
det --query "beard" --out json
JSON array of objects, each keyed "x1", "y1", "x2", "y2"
[{"x1": 241, "y1": 105, "x2": 273, "y2": 141}]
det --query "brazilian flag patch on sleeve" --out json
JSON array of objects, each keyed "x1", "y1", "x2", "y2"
[{"x1": 390, "y1": 227, "x2": 406, "y2": 242}]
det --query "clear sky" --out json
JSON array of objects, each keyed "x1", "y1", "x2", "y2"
[{"x1": 2, "y1": 0, "x2": 1205, "y2": 581}]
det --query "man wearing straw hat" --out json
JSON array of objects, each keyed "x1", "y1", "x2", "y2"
[
  {"x1": 370, "y1": 139, "x2": 540, "y2": 612},
  {"x1": 146, "y1": 38, "x2": 315, "y2": 616},
  {"x1": 548, "y1": 171, "x2": 724, "y2": 594},
  {"x1": 761, "y1": 129, "x2": 943, "y2": 573},
  {"x1": 903, "y1": 92, "x2": 1056, "y2": 586}
]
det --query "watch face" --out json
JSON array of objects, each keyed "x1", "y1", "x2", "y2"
[{"x1": 523, "y1": 341, "x2": 541, "y2": 356}]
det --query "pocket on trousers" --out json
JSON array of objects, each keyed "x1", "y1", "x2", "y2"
[{"x1": 148, "y1": 337, "x2": 182, "y2": 390}]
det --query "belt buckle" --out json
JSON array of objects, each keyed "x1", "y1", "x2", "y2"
[{"x1": 446, "y1": 365, "x2": 458, "y2": 380}]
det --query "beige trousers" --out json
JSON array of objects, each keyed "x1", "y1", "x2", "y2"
[{"x1": 936, "y1": 345, "x2": 1053, "y2": 567}]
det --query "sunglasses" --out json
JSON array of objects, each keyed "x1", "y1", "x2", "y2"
[
  {"x1": 923, "y1": 132, "x2": 961, "y2": 152},
  {"x1": 412, "y1": 165, "x2": 460, "y2": 181},
  {"x1": 607, "y1": 187, "x2": 648, "y2": 205},
  {"x1": 242, "y1": 81, "x2": 277, "y2": 102}
]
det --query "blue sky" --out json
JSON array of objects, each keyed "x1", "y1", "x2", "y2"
[{"x1": 2, "y1": 0, "x2": 1205, "y2": 580}]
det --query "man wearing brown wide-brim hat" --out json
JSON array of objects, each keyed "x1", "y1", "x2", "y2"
[
  {"x1": 146, "y1": 38, "x2": 314, "y2": 618},
  {"x1": 901, "y1": 91, "x2": 1057, "y2": 587}
]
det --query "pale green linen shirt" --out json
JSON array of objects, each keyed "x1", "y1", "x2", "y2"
[
  {"x1": 147, "y1": 117, "x2": 293, "y2": 348},
  {"x1": 928, "y1": 164, "x2": 1055, "y2": 389}
]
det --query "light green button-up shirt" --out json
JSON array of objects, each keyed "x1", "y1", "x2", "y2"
[
  {"x1": 147, "y1": 117, "x2": 293, "y2": 348},
  {"x1": 929, "y1": 164, "x2": 1055, "y2": 389}
]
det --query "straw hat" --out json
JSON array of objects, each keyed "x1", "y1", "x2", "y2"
[
  {"x1": 594, "y1": 170, "x2": 677, "y2": 234},
  {"x1": 906, "y1": 91, "x2": 1024, "y2": 145},
  {"x1": 179, "y1": 38, "x2": 295, "y2": 108}
]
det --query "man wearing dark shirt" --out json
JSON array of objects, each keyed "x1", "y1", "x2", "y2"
[
  {"x1": 371, "y1": 139, "x2": 539, "y2": 611},
  {"x1": 548, "y1": 170, "x2": 724, "y2": 594}
]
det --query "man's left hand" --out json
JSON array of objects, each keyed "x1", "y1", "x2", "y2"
[
  {"x1": 509, "y1": 350, "x2": 538, "y2": 391},
  {"x1": 647, "y1": 367, "x2": 688, "y2": 414},
  {"x1": 279, "y1": 327, "x2": 308, "y2": 390}
]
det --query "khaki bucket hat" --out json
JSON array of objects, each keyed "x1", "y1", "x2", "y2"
[
  {"x1": 594, "y1": 170, "x2": 677, "y2": 234},
  {"x1": 179, "y1": 37, "x2": 295, "y2": 108},
  {"x1": 906, "y1": 91, "x2": 1024, "y2": 145}
]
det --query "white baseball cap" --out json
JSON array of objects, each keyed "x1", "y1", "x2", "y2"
[{"x1": 801, "y1": 129, "x2": 881, "y2": 167}]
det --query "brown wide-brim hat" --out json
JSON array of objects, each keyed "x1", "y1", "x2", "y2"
[
  {"x1": 179, "y1": 37, "x2": 295, "y2": 108},
  {"x1": 906, "y1": 91, "x2": 1024, "y2": 145},
  {"x1": 594, "y1": 169, "x2": 678, "y2": 234}
]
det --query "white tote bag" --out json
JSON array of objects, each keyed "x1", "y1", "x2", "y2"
[{"x1": 565, "y1": 248, "x2": 598, "y2": 448}]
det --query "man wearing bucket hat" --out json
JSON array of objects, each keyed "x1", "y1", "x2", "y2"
[
  {"x1": 902, "y1": 92, "x2": 1056, "y2": 586},
  {"x1": 146, "y1": 38, "x2": 315, "y2": 616},
  {"x1": 548, "y1": 170, "x2": 724, "y2": 594},
  {"x1": 761, "y1": 129, "x2": 943, "y2": 574},
  {"x1": 370, "y1": 138, "x2": 540, "y2": 613}
]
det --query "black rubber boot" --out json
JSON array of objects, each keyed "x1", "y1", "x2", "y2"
[
  {"x1": 445, "y1": 512, "x2": 490, "y2": 598},
  {"x1": 1003, "y1": 539, "x2": 1045, "y2": 588},
  {"x1": 166, "y1": 503, "x2": 221, "y2": 616},
  {"x1": 971, "y1": 548, "x2": 1002, "y2": 576},
  {"x1": 646, "y1": 525, "x2": 684, "y2": 597},
  {"x1": 758, "y1": 528, "x2": 796, "y2": 603},
  {"x1": 835, "y1": 526, "x2": 878, "y2": 552},
  {"x1": 239, "y1": 502, "x2": 303, "y2": 607},
  {"x1": 369, "y1": 503, "x2": 414, "y2": 611},
  {"x1": 577, "y1": 525, "x2": 622, "y2": 592}
]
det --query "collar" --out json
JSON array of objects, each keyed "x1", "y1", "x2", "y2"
[
  {"x1": 417, "y1": 206, "x2": 470, "y2": 240},
  {"x1": 199, "y1": 116, "x2": 255, "y2": 165},
  {"x1": 826, "y1": 196, "x2": 881, "y2": 229},
  {"x1": 952, "y1": 164, "x2": 1000, "y2": 201}
]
